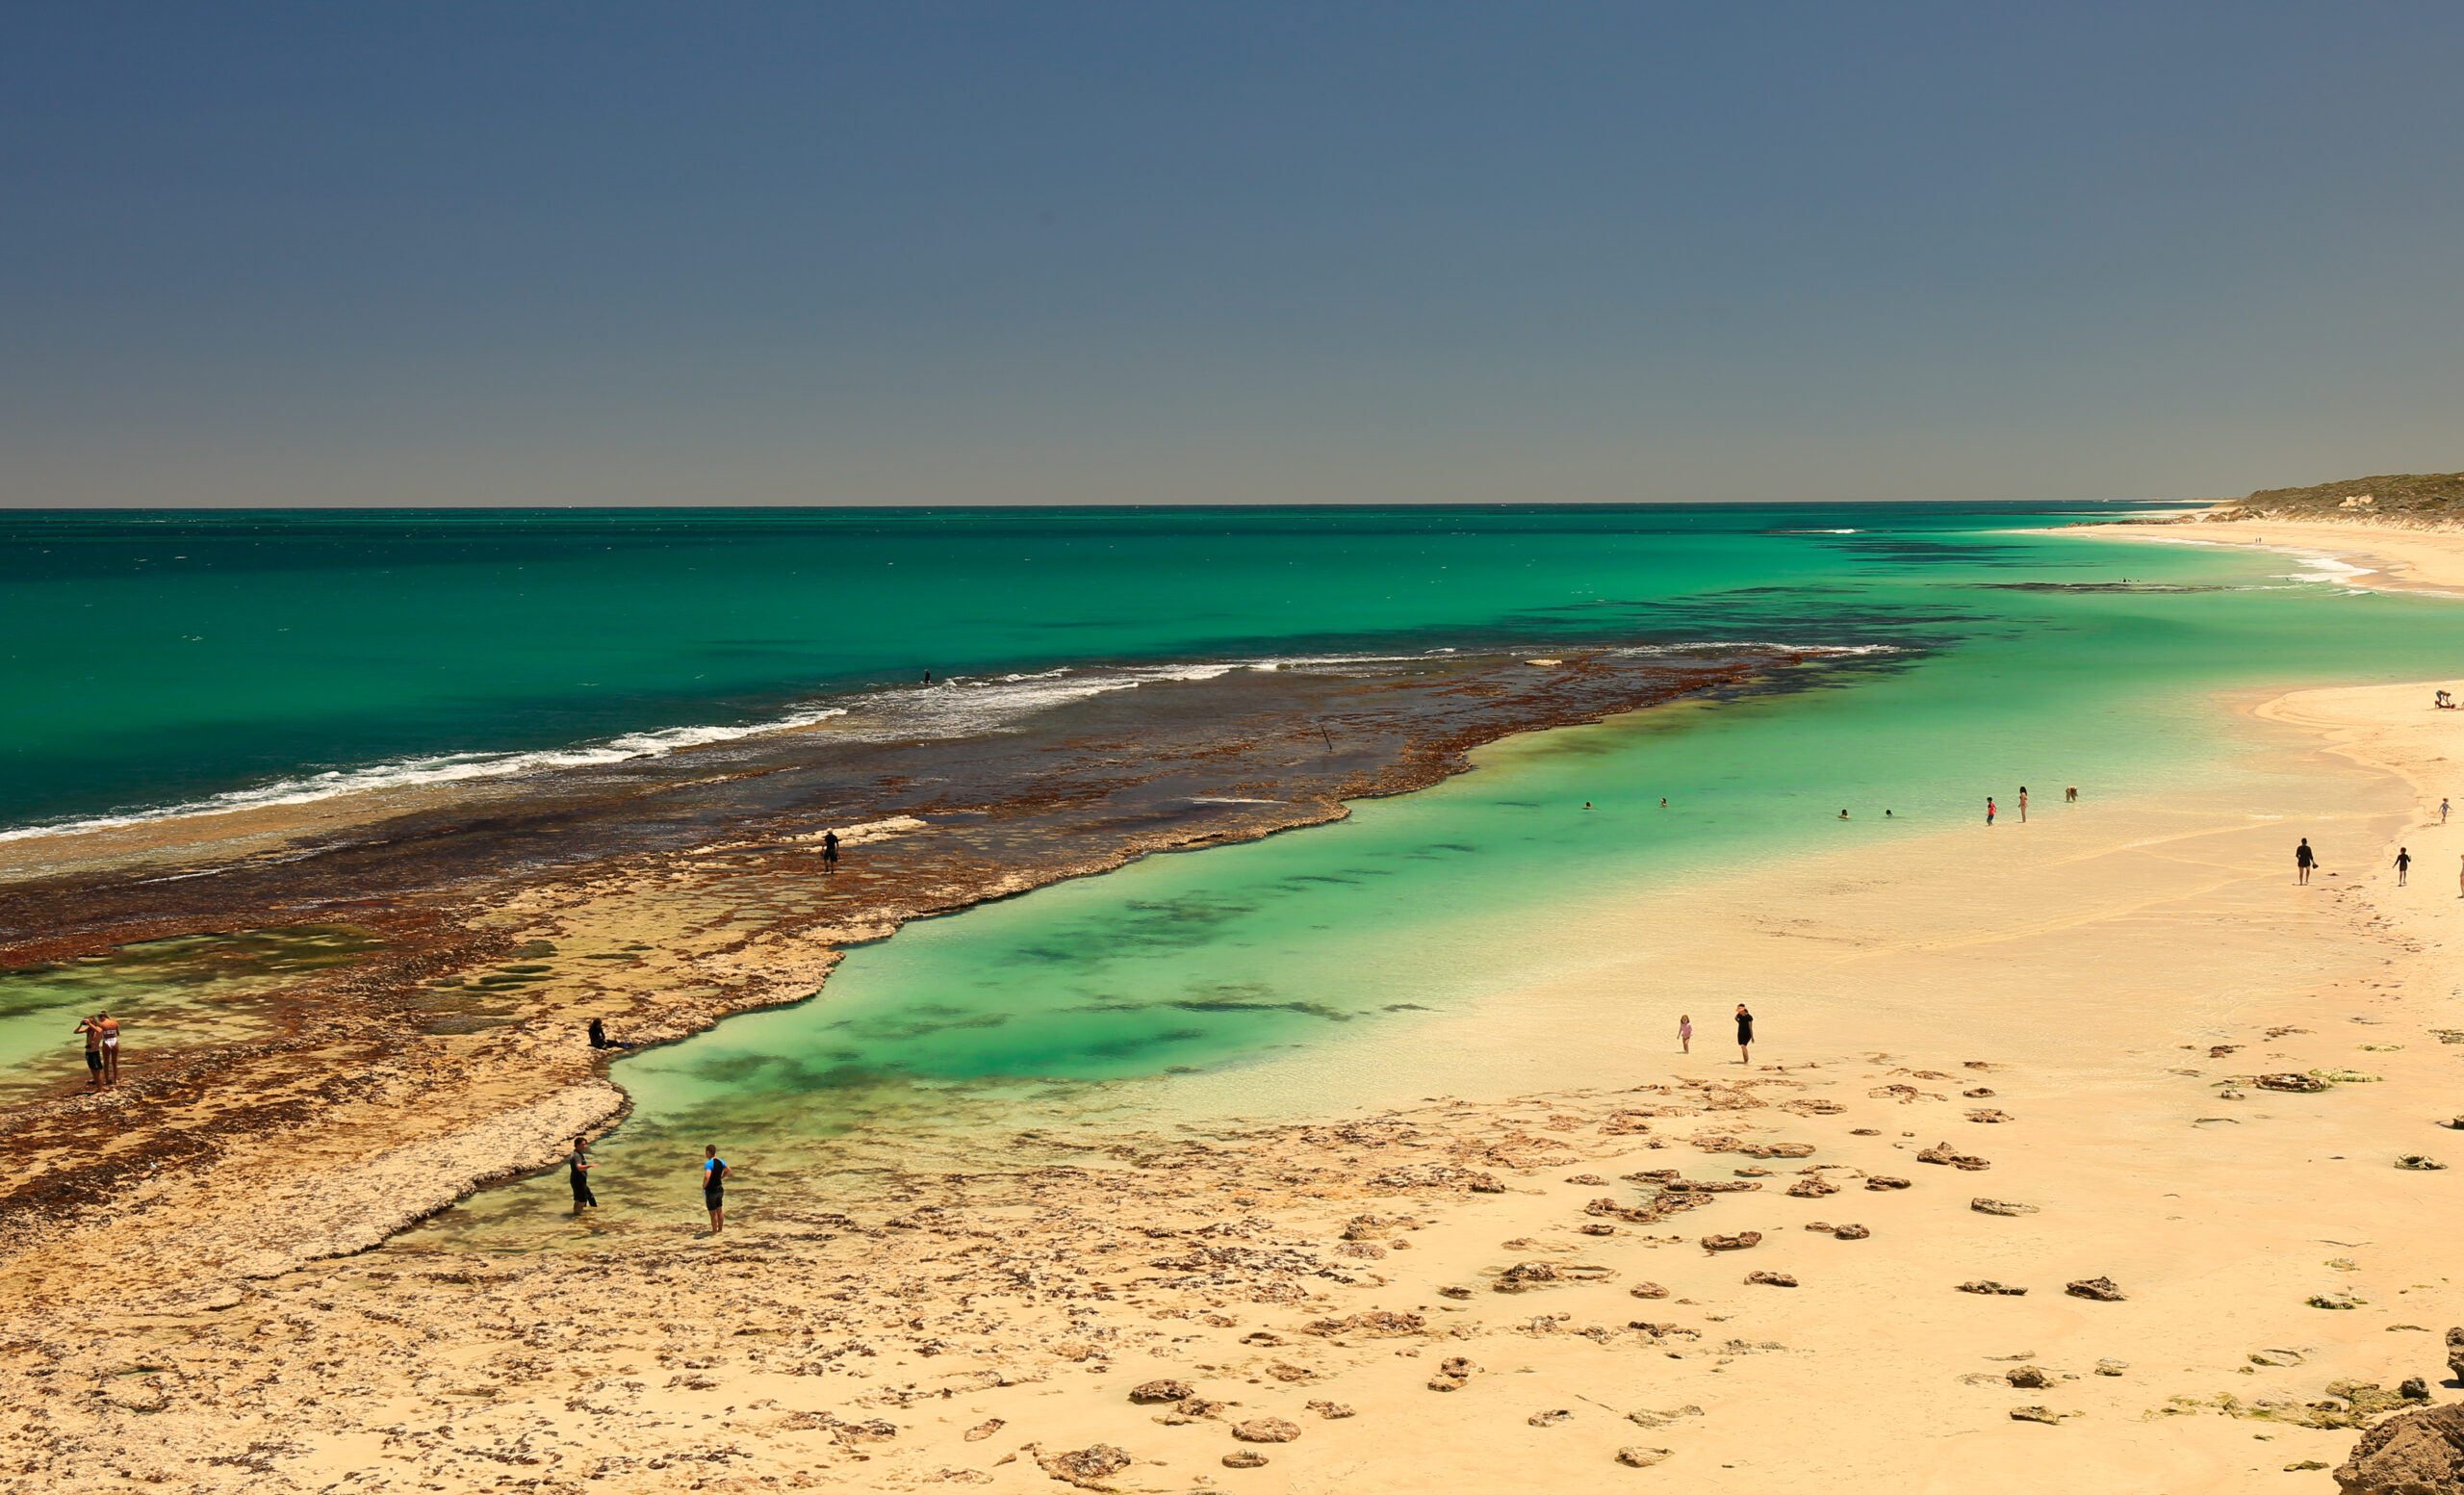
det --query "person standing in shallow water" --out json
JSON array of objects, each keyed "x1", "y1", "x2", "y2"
[
  {"x1": 1734, "y1": 1004, "x2": 1755, "y2": 1064},
  {"x1": 1985, "y1": 798, "x2": 1996, "y2": 826},
  {"x1": 701, "y1": 1145, "x2": 731, "y2": 1233},
  {"x1": 1678, "y1": 1014, "x2": 1692, "y2": 1053},
  {"x1": 2018, "y1": 786, "x2": 2029, "y2": 823},
  {"x1": 568, "y1": 1137, "x2": 598, "y2": 1216},
  {"x1": 2396, "y1": 847, "x2": 2413, "y2": 887},
  {"x1": 2296, "y1": 838, "x2": 2317, "y2": 886}
]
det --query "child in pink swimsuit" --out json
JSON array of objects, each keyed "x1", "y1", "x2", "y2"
[{"x1": 1679, "y1": 1015, "x2": 1693, "y2": 1053}]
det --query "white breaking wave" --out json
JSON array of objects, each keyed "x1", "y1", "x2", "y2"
[{"x1": 2, "y1": 640, "x2": 1874, "y2": 844}]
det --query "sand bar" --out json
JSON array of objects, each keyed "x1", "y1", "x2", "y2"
[{"x1": 2088, "y1": 515, "x2": 2464, "y2": 598}]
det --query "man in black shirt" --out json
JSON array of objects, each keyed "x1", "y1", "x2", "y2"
[{"x1": 568, "y1": 1136, "x2": 599, "y2": 1215}]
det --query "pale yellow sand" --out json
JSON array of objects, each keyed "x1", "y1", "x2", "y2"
[
  {"x1": 16, "y1": 677, "x2": 2464, "y2": 1494},
  {"x1": 2090, "y1": 516, "x2": 2464, "y2": 597}
]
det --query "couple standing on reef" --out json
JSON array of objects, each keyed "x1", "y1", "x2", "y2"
[
  {"x1": 73, "y1": 1012, "x2": 120, "y2": 1090},
  {"x1": 1676, "y1": 1004, "x2": 1756, "y2": 1063}
]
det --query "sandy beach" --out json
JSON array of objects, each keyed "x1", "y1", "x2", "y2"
[
  {"x1": 4, "y1": 659, "x2": 2464, "y2": 1493},
  {"x1": 2089, "y1": 515, "x2": 2464, "y2": 598}
]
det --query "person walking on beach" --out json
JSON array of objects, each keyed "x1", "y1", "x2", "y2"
[
  {"x1": 2444, "y1": 798, "x2": 2451, "y2": 825},
  {"x1": 701, "y1": 1145, "x2": 731, "y2": 1233},
  {"x1": 73, "y1": 1016, "x2": 105, "y2": 1092},
  {"x1": 1986, "y1": 797, "x2": 1996, "y2": 826},
  {"x1": 2018, "y1": 786, "x2": 2029, "y2": 823},
  {"x1": 2396, "y1": 848, "x2": 2413, "y2": 887},
  {"x1": 2296, "y1": 838, "x2": 2318, "y2": 886},
  {"x1": 2066, "y1": 786, "x2": 2079, "y2": 803},
  {"x1": 1734, "y1": 1004, "x2": 1755, "y2": 1064},
  {"x1": 569, "y1": 1137, "x2": 599, "y2": 1216},
  {"x1": 821, "y1": 830, "x2": 840, "y2": 874},
  {"x1": 96, "y1": 1012, "x2": 120, "y2": 1087},
  {"x1": 1679, "y1": 1014, "x2": 1693, "y2": 1054}
]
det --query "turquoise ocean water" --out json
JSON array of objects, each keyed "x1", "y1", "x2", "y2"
[{"x1": 13, "y1": 505, "x2": 2464, "y2": 1233}]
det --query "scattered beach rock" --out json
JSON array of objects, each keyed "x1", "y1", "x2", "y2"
[
  {"x1": 1627, "y1": 1405, "x2": 1705, "y2": 1429},
  {"x1": 2095, "y1": 1359, "x2": 2128, "y2": 1377},
  {"x1": 1970, "y1": 1198, "x2": 2039, "y2": 1216},
  {"x1": 1965, "y1": 1109, "x2": 2014, "y2": 1123},
  {"x1": 1865, "y1": 1175, "x2": 1912, "y2": 1190},
  {"x1": 1745, "y1": 1271, "x2": 1798, "y2": 1287},
  {"x1": 1038, "y1": 1445, "x2": 1133, "y2": 1488},
  {"x1": 1565, "y1": 1173, "x2": 1610, "y2": 1185},
  {"x1": 1787, "y1": 1175, "x2": 1838, "y2": 1198},
  {"x1": 1130, "y1": 1379, "x2": 1194, "y2": 1404},
  {"x1": 1221, "y1": 1450, "x2": 1270, "y2": 1469},
  {"x1": 1428, "y1": 1355, "x2": 1480, "y2": 1391},
  {"x1": 2447, "y1": 1326, "x2": 2464, "y2": 1382},
  {"x1": 2249, "y1": 1349, "x2": 2306, "y2": 1367},
  {"x1": 2397, "y1": 1155, "x2": 2448, "y2": 1171},
  {"x1": 1700, "y1": 1231, "x2": 1763, "y2": 1252},
  {"x1": 1232, "y1": 1417, "x2": 1301, "y2": 1444},
  {"x1": 1616, "y1": 1447, "x2": 1674, "y2": 1468},
  {"x1": 1629, "y1": 1282, "x2": 1670, "y2": 1300},
  {"x1": 2312, "y1": 1069, "x2": 2383, "y2": 1084},
  {"x1": 1159, "y1": 1398, "x2": 1228, "y2": 1425},
  {"x1": 2311, "y1": 1292, "x2": 2368, "y2": 1310},
  {"x1": 2006, "y1": 1366, "x2": 2053, "y2": 1388},
  {"x1": 1438, "y1": 1285, "x2": 1474, "y2": 1299},
  {"x1": 2009, "y1": 1405, "x2": 2068, "y2": 1425},
  {"x1": 1959, "y1": 1279, "x2": 2028, "y2": 1296},
  {"x1": 1803, "y1": 1221, "x2": 1835, "y2": 1232},
  {"x1": 1528, "y1": 1408, "x2": 1574, "y2": 1427},
  {"x1": 963, "y1": 1419, "x2": 1006, "y2": 1441},
  {"x1": 1964, "y1": 1087, "x2": 1997, "y2": 1097},
  {"x1": 2257, "y1": 1073, "x2": 2332, "y2": 1093},
  {"x1": 1740, "y1": 1142, "x2": 1815, "y2": 1159},
  {"x1": 1917, "y1": 1141, "x2": 1991, "y2": 1169},
  {"x1": 1301, "y1": 1311, "x2": 1423, "y2": 1337},
  {"x1": 2065, "y1": 1276, "x2": 2127, "y2": 1302},
  {"x1": 1580, "y1": 1222, "x2": 1618, "y2": 1235},
  {"x1": 1850, "y1": 1127, "x2": 1883, "y2": 1136},
  {"x1": 1834, "y1": 1224, "x2": 1870, "y2": 1240},
  {"x1": 2330, "y1": 1397, "x2": 2464, "y2": 1491},
  {"x1": 1304, "y1": 1400, "x2": 1354, "y2": 1420}
]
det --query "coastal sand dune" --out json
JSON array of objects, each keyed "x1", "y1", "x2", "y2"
[{"x1": 3, "y1": 675, "x2": 2463, "y2": 1491}]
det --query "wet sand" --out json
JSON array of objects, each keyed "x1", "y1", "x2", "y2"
[{"x1": 5, "y1": 668, "x2": 2464, "y2": 1492}]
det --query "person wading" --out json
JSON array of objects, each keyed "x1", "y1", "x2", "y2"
[
  {"x1": 568, "y1": 1137, "x2": 599, "y2": 1216},
  {"x1": 701, "y1": 1145, "x2": 732, "y2": 1234}
]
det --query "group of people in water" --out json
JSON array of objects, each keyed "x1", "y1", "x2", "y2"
[{"x1": 564, "y1": 1133, "x2": 732, "y2": 1232}]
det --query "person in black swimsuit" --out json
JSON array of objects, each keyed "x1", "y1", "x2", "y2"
[
  {"x1": 2296, "y1": 838, "x2": 2317, "y2": 886},
  {"x1": 74, "y1": 1015, "x2": 105, "y2": 1092},
  {"x1": 822, "y1": 831, "x2": 839, "y2": 875},
  {"x1": 568, "y1": 1136, "x2": 598, "y2": 1216},
  {"x1": 2395, "y1": 847, "x2": 2412, "y2": 887},
  {"x1": 701, "y1": 1145, "x2": 731, "y2": 1233},
  {"x1": 1734, "y1": 1003, "x2": 1755, "y2": 1065},
  {"x1": 587, "y1": 1017, "x2": 631, "y2": 1050}
]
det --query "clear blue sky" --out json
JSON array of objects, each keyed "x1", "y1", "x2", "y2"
[{"x1": 5, "y1": 3, "x2": 2460, "y2": 506}]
